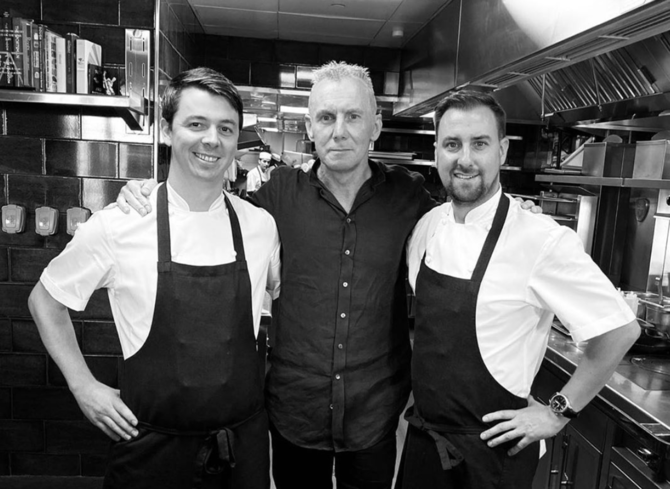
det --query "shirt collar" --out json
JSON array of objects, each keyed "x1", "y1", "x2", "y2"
[
  {"x1": 443, "y1": 186, "x2": 503, "y2": 225},
  {"x1": 165, "y1": 181, "x2": 226, "y2": 212}
]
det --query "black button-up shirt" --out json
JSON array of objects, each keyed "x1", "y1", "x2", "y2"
[{"x1": 252, "y1": 160, "x2": 435, "y2": 451}]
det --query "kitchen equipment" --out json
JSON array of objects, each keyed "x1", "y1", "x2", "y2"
[
  {"x1": 538, "y1": 191, "x2": 597, "y2": 254},
  {"x1": 644, "y1": 303, "x2": 670, "y2": 338},
  {"x1": 632, "y1": 139, "x2": 670, "y2": 180},
  {"x1": 582, "y1": 142, "x2": 635, "y2": 177}
]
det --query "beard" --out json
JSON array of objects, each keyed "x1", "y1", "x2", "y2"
[{"x1": 445, "y1": 174, "x2": 487, "y2": 204}]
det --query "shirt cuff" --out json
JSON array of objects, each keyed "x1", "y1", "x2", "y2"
[
  {"x1": 40, "y1": 271, "x2": 89, "y2": 312},
  {"x1": 568, "y1": 306, "x2": 636, "y2": 343}
]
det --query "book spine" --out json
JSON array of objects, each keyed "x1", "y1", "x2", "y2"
[
  {"x1": 55, "y1": 36, "x2": 65, "y2": 93},
  {"x1": 35, "y1": 24, "x2": 44, "y2": 92},
  {"x1": 65, "y1": 33, "x2": 78, "y2": 93},
  {"x1": 20, "y1": 20, "x2": 33, "y2": 89},
  {"x1": 45, "y1": 31, "x2": 57, "y2": 92},
  {"x1": 11, "y1": 20, "x2": 24, "y2": 87},
  {"x1": 76, "y1": 39, "x2": 86, "y2": 93},
  {"x1": 31, "y1": 25, "x2": 40, "y2": 91},
  {"x1": 0, "y1": 14, "x2": 14, "y2": 87}
]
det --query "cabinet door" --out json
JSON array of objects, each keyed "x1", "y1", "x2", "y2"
[
  {"x1": 559, "y1": 426, "x2": 602, "y2": 489},
  {"x1": 605, "y1": 462, "x2": 642, "y2": 489},
  {"x1": 533, "y1": 435, "x2": 557, "y2": 489}
]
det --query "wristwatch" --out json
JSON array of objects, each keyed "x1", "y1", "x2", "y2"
[{"x1": 548, "y1": 392, "x2": 580, "y2": 419}]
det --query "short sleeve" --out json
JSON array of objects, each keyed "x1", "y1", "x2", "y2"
[
  {"x1": 527, "y1": 227, "x2": 635, "y2": 343},
  {"x1": 40, "y1": 211, "x2": 115, "y2": 311}
]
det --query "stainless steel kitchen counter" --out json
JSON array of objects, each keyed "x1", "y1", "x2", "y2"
[{"x1": 544, "y1": 329, "x2": 670, "y2": 435}]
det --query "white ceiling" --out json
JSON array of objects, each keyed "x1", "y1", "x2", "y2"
[{"x1": 187, "y1": 0, "x2": 450, "y2": 48}]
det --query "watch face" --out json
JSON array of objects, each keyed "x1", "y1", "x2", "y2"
[{"x1": 551, "y1": 394, "x2": 567, "y2": 413}]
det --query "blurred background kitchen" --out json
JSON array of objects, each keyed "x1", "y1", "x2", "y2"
[{"x1": 2, "y1": 0, "x2": 670, "y2": 487}]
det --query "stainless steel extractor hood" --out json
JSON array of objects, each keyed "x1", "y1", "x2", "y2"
[{"x1": 395, "y1": 0, "x2": 670, "y2": 127}]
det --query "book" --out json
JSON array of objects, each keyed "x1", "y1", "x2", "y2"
[
  {"x1": 0, "y1": 13, "x2": 15, "y2": 87},
  {"x1": 14, "y1": 18, "x2": 33, "y2": 89},
  {"x1": 33, "y1": 24, "x2": 44, "y2": 91},
  {"x1": 65, "y1": 32, "x2": 78, "y2": 93},
  {"x1": 55, "y1": 36, "x2": 65, "y2": 92},
  {"x1": 44, "y1": 29, "x2": 59, "y2": 92},
  {"x1": 10, "y1": 17, "x2": 25, "y2": 87},
  {"x1": 75, "y1": 38, "x2": 101, "y2": 94}
]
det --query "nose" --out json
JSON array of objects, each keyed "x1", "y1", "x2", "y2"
[
  {"x1": 332, "y1": 115, "x2": 347, "y2": 140},
  {"x1": 458, "y1": 145, "x2": 474, "y2": 167},
  {"x1": 201, "y1": 126, "x2": 220, "y2": 146}
]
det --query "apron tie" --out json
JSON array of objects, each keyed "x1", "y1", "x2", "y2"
[{"x1": 405, "y1": 407, "x2": 469, "y2": 471}]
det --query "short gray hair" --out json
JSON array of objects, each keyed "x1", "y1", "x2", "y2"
[{"x1": 310, "y1": 61, "x2": 377, "y2": 112}]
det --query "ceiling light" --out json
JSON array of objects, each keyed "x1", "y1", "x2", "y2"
[
  {"x1": 280, "y1": 106, "x2": 309, "y2": 114},
  {"x1": 257, "y1": 117, "x2": 277, "y2": 123},
  {"x1": 331, "y1": 3, "x2": 346, "y2": 8},
  {"x1": 421, "y1": 111, "x2": 435, "y2": 119},
  {"x1": 392, "y1": 26, "x2": 404, "y2": 38}
]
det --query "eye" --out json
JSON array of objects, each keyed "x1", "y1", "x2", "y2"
[
  {"x1": 189, "y1": 122, "x2": 202, "y2": 129},
  {"x1": 320, "y1": 114, "x2": 333, "y2": 122},
  {"x1": 474, "y1": 141, "x2": 488, "y2": 149},
  {"x1": 349, "y1": 113, "x2": 361, "y2": 120},
  {"x1": 443, "y1": 141, "x2": 459, "y2": 151},
  {"x1": 219, "y1": 126, "x2": 233, "y2": 134}
]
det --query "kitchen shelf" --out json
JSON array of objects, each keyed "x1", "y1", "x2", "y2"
[
  {"x1": 0, "y1": 89, "x2": 147, "y2": 131},
  {"x1": 536, "y1": 173, "x2": 670, "y2": 190},
  {"x1": 622, "y1": 178, "x2": 670, "y2": 190},
  {"x1": 536, "y1": 174, "x2": 624, "y2": 186}
]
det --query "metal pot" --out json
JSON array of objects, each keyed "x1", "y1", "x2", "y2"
[{"x1": 644, "y1": 303, "x2": 670, "y2": 338}]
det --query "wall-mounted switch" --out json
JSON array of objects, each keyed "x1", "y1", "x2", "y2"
[
  {"x1": 2, "y1": 205, "x2": 26, "y2": 234},
  {"x1": 35, "y1": 206, "x2": 59, "y2": 236},
  {"x1": 66, "y1": 207, "x2": 91, "y2": 235}
]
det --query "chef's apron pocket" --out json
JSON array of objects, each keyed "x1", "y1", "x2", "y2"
[
  {"x1": 104, "y1": 430, "x2": 211, "y2": 489},
  {"x1": 495, "y1": 440, "x2": 539, "y2": 489}
]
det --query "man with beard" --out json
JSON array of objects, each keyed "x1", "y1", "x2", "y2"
[{"x1": 396, "y1": 90, "x2": 640, "y2": 489}]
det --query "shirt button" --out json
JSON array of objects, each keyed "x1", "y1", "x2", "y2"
[
  {"x1": 344, "y1": 250, "x2": 351, "y2": 255},
  {"x1": 337, "y1": 343, "x2": 343, "y2": 350},
  {"x1": 330, "y1": 404, "x2": 334, "y2": 410},
  {"x1": 346, "y1": 218, "x2": 352, "y2": 223},
  {"x1": 343, "y1": 282, "x2": 348, "y2": 287},
  {"x1": 335, "y1": 374, "x2": 341, "y2": 380},
  {"x1": 340, "y1": 313, "x2": 346, "y2": 318}
]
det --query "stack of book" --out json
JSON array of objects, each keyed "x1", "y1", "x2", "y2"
[{"x1": 0, "y1": 11, "x2": 112, "y2": 95}]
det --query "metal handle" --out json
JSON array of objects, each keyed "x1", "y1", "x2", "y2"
[{"x1": 636, "y1": 447, "x2": 655, "y2": 464}]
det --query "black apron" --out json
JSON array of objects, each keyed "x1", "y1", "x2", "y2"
[
  {"x1": 104, "y1": 184, "x2": 269, "y2": 489},
  {"x1": 397, "y1": 194, "x2": 539, "y2": 489}
]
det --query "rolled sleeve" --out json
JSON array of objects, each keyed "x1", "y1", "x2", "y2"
[
  {"x1": 40, "y1": 212, "x2": 115, "y2": 312},
  {"x1": 528, "y1": 227, "x2": 635, "y2": 343}
]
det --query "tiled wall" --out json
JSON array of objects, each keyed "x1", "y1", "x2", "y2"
[{"x1": 0, "y1": 0, "x2": 155, "y2": 487}]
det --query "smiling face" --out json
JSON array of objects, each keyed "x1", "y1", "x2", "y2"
[
  {"x1": 435, "y1": 105, "x2": 509, "y2": 214},
  {"x1": 305, "y1": 77, "x2": 382, "y2": 176},
  {"x1": 161, "y1": 86, "x2": 239, "y2": 188}
]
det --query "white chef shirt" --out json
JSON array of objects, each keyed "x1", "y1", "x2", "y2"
[
  {"x1": 407, "y1": 188, "x2": 635, "y2": 398},
  {"x1": 246, "y1": 166, "x2": 268, "y2": 192},
  {"x1": 41, "y1": 182, "x2": 281, "y2": 359}
]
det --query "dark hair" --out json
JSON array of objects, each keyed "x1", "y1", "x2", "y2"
[
  {"x1": 433, "y1": 90, "x2": 506, "y2": 139},
  {"x1": 161, "y1": 67, "x2": 243, "y2": 129}
]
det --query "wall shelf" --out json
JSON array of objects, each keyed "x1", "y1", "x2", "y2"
[
  {"x1": 0, "y1": 89, "x2": 147, "y2": 131},
  {"x1": 536, "y1": 173, "x2": 670, "y2": 190}
]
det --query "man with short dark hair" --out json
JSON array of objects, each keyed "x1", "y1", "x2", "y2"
[
  {"x1": 28, "y1": 67, "x2": 280, "y2": 489},
  {"x1": 396, "y1": 90, "x2": 640, "y2": 489}
]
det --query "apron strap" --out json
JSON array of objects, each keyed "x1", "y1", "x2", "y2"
[
  {"x1": 156, "y1": 183, "x2": 172, "y2": 268},
  {"x1": 405, "y1": 406, "x2": 480, "y2": 471},
  {"x1": 471, "y1": 193, "x2": 509, "y2": 283},
  {"x1": 223, "y1": 194, "x2": 247, "y2": 263}
]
